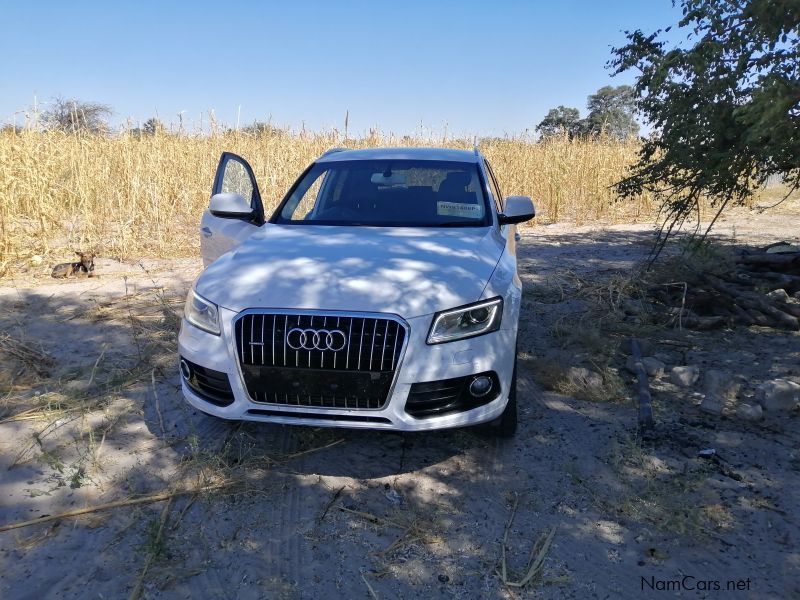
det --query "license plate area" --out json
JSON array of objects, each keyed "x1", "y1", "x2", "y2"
[{"x1": 241, "y1": 365, "x2": 393, "y2": 410}]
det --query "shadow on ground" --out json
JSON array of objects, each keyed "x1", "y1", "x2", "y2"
[{"x1": 0, "y1": 228, "x2": 797, "y2": 599}]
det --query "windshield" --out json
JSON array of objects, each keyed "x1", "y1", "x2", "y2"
[{"x1": 274, "y1": 160, "x2": 491, "y2": 227}]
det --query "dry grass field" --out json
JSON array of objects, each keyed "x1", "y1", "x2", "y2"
[{"x1": 0, "y1": 130, "x2": 657, "y2": 271}]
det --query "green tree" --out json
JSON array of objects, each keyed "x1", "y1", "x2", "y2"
[
  {"x1": 536, "y1": 105, "x2": 584, "y2": 139},
  {"x1": 142, "y1": 117, "x2": 165, "y2": 135},
  {"x1": 240, "y1": 121, "x2": 285, "y2": 137},
  {"x1": 585, "y1": 85, "x2": 639, "y2": 139},
  {"x1": 42, "y1": 97, "x2": 112, "y2": 134},
  {"x1": 611, "y1": 0, "x2": 800, "y2": 247}
]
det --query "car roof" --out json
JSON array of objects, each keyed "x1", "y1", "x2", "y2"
[{"x1": 315, "y1": 146, "x2": 481, "y2": 164}]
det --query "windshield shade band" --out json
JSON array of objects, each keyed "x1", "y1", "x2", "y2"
[{"x1": 426, "y1": 297, "x2": 503, "y2": 345}]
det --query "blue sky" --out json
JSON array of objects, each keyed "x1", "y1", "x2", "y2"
[{"x1": 1, "y1": 0, "x2": 683, "y2": 136}]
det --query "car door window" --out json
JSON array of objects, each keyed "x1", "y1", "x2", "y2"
[
  {"x1": 211, "y1": 152, "x2": 265, "y2": 224},
  {"x1": 220, "y1": 158, "x2": 254, "y2": 203}
]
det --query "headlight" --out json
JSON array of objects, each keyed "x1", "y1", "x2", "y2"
[
  {"x1": 427, "y1": 297, "x2": 503, "y2": 344},
  {"x1": 184, "y1": 289, "x2": 220, "y2": 335}
]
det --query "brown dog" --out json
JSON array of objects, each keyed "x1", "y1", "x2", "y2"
[{"x1": 51, "y1": 252, "x2": 96, "y2": 279}]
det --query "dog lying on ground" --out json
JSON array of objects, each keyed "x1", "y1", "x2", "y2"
[{"x1": 51, "y1": 252, "x2": 96, "y2": 279}]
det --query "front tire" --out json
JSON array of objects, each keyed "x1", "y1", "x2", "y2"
[{"x1": 487, "y1": 355, "x2": 518, "y2": 438}]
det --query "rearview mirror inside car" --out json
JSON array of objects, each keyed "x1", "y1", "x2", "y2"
[{"x1": 370, "y1": 172, "x2": 407, "y2": 186}]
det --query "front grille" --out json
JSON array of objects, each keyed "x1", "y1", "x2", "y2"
[
  {"x1": 236, "y1": 313, "x2": 405, "y2": 371},
  {"x1": 234, "y1": 312, "x2": 407, "y2": 409}
]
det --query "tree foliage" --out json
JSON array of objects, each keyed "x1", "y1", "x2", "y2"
[
  {"x1": 537, "y1": 86, "x2": 639, "y2": 140},
  {"x1": 42, "y1": 97, "x2": 112, "y2": 134},
  {"x1": 611, "y1": 0, "x2": 800, "y2": 245},
  {"x1": 239, "y1": 121, "x2": 286, "y2": 136},
  {"x1": 585, "y1": 85, "x2": 640, "y2": 139},
  {"x1": 142, "y1": 117, "x2": 165, "y2": 135},
  {"x1": 128, "y1": 117, "x2": 166, "y2": 137},
  {"x1": 536, "y1": 105, "x2": 584, "y2": 139}
]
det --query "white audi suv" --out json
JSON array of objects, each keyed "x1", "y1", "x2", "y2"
[{"x1": 178, "y1": 147, "x2": 534, "y2": 436}]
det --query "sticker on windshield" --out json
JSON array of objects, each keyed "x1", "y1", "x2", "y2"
[{"x1": 437, "y1": 201, "x2": 483, "y2": 218}]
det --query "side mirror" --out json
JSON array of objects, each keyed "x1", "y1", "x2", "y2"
[
  {"x1": 498, "y1": 196, "x2": 535, "y2": 225},
  {"x1": 209, "y1": 192, "x2": 254, "y2": 220}
]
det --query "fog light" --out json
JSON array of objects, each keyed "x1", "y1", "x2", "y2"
[
  {"x1": 180, "y1": 359, "x2": 192, "y2": 380},
  {"x1": 469, "y1": 375, "x2": 493, "y2": 397}
]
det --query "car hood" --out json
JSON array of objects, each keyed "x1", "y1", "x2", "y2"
[{"x1": 195, "y1": 225, "x2": 505, "y2": 317}]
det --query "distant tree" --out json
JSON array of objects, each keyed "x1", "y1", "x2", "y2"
[
  {"x1": 611, "y1": 0, "x2": 800, "y2": 248},
  {"x1": 128, "y1": 117, "x2": 167, "y2": 137},
  {"x1": 536, "y1": 106, "x2": 585, "y2": 139},
  {"x1": 584, "y1": 85, "x2": 639, "y2": 139},
  {"x1": 42, "y1": 97, "x2": 112, "y2": 134},
  {"x1": 1, "y1": 123, "x2": 23, "y2": 134},
  {"x1": 240, "y1": 121, "x2": 284, "y2": 136},
  {"x1": 142, "y1": 117, "x2": 165, "y2": 135}
]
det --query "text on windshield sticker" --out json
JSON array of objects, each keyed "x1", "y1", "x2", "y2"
[{"x1": 436, "y1": 202, "x2": 483, "y2": 218}]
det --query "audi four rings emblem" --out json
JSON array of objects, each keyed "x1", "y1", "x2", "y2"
[{"x1": 286, "y1": 328, "x2": 347, "y2": 351}]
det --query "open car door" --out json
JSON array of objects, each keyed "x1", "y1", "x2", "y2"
[{"x1": 200, "y1": 152, "x2": 265, "y2": 266}]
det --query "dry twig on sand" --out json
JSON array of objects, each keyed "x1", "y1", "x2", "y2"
[
  {"x1": 497, "y1": 494, "x2": 557, "y2": 588},
  {"x1": 316, "y1": 486, "x2": 345, "y2": 526},
  {"x1": 0, "y1": 482, "x2": 233, "y2": 533},
  {"x1": 338, "y1": 507, "x2": 405, "y2": 530},
  {"x1": 338, "y1": 506, "x2": 434, "y2": 556},
  {"x1": 128, "y1": 496, "x2": 173, "y2": 600},
  {"x1": 0, "y1": 332, "x2": 55, "y2": 376},
  {"x1": 151, "y1": 369, "x2": 165, "y2": 435},
  {"x1": 361, "y1": 574, "x2": 379, "y2": 600},
  {"x1": 281, "y1": 438, "x2": 344, "y2": 460}
]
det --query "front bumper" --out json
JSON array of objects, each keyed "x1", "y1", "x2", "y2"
[{"x1": 177, "y1": 307, "x2": 517, "y2": 431}]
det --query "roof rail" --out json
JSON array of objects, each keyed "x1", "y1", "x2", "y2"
[{"x1": 321, "y1": 147, "x2": 347, "y2": 157}]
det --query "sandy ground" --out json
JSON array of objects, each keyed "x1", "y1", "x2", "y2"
[{"x1": 1, "y1": 211, "x2": 799, "y2": 599}]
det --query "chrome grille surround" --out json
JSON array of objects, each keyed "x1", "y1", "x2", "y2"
[{"x1": 232, "y1": 309, "x2": 409, "y2": 410}]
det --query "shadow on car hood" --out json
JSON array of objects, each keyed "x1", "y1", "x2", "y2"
[{"x1": 195, "y1": 225, "x2": 505, "y2": 317}]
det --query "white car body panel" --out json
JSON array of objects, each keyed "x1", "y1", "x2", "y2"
[
  {"x1": 195, "y1": 224, "x2": 505, "y2": 317},
  {"x1": 181, "y1": 147, "x2": 531, "y2": 432},
  {"x1": 200, "y1": 209, "x2": 258, "y2": 267},
  {"x1": 178, "y1": 255, "x2": 520, "y2": 431}
]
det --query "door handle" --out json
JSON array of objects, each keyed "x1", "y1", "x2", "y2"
[{"x1": 201, "y1": 227, "x2": 212, "y2": 238}]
